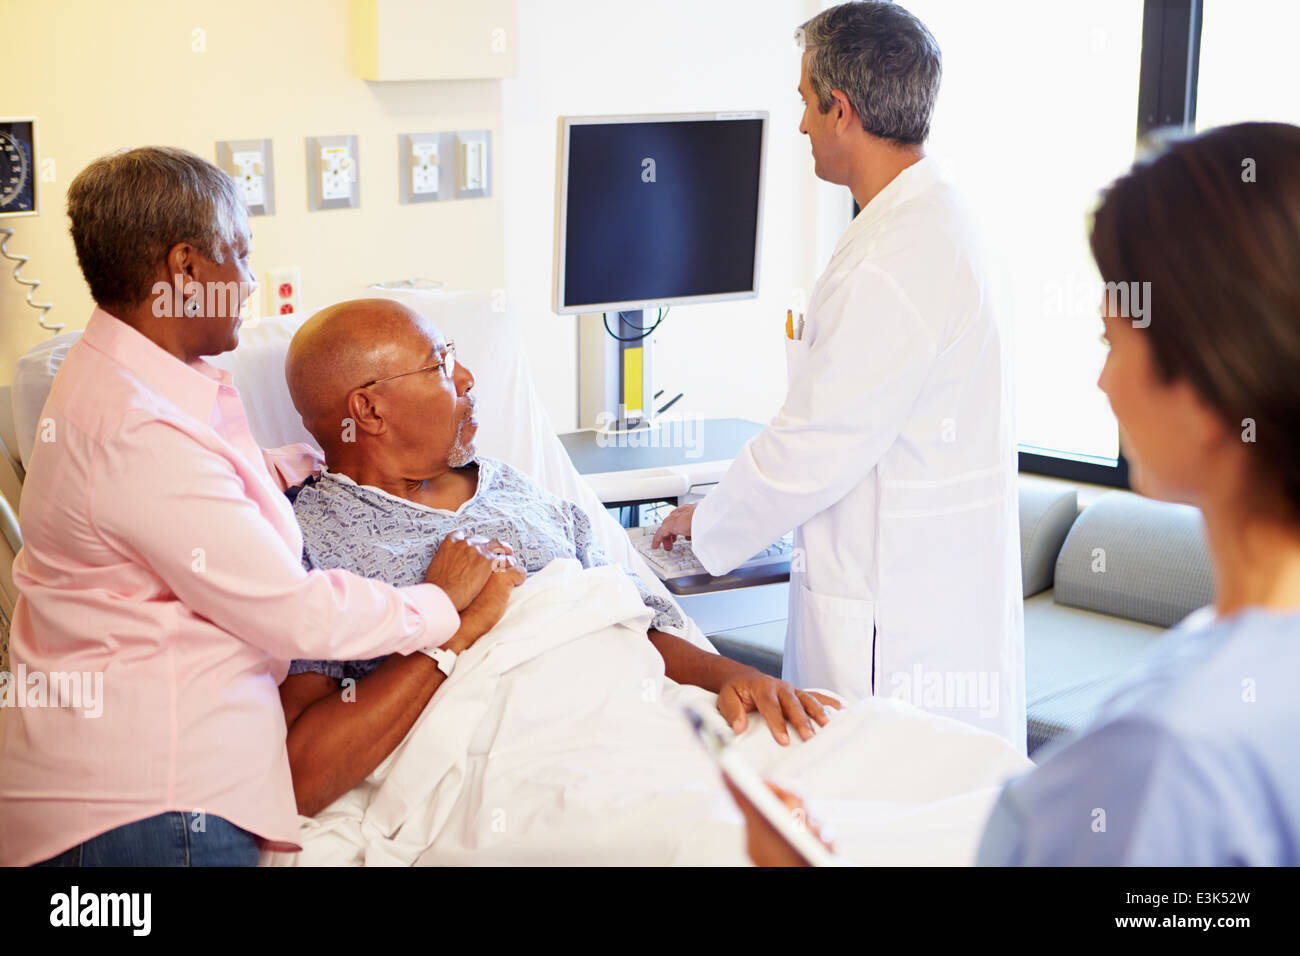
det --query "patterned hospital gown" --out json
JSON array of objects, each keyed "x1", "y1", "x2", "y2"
[{"x1": 287, "y1": 457, "x2": 683, "y2": 682}]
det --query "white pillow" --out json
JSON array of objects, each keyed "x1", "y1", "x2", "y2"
[{"x1": 13, "y1": 330, "x2": 81, "y2": 470}]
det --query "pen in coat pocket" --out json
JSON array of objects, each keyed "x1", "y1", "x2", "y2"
[{"x1": 785, "y1": 311, "x2": 806, "y2": 340}]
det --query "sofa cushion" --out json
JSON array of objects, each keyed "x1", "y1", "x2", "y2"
[
  {"x1": 1054, "y1": 491, "x2": 1213, "y2": 628},
  {"x1": 1017, "y1": 481, "x2": 1079, "y2": 597},
  {"x1": 1023, "y1": 591, "x2": 1164, "y2": 754}
]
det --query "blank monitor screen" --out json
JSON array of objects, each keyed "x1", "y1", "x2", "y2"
[{"x1": 555, "y1": 113, "x2": 765, "y2": 313}]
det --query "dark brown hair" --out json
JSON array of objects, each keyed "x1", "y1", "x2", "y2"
[{"x1": 1089, "y1": 122, "x2": 1300, "y2": 513}]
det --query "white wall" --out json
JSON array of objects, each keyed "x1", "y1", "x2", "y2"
[
  {"x1": 3, "y1": 0, "x2": 854, "y2": 436},
  {"x1": 0, "y1": 0, "x2": 505, "y2": 384},
  {"x1": 503, "y1": 0, "x2": 849, "y2": 432}
]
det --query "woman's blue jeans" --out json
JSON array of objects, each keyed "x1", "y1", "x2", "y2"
[{"x1": 33, "y1": 811, "x2": 260, "y2": 867}]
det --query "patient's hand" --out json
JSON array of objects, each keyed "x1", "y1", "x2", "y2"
[
  {"x1": 446, "y1": 554, "x2": 526, "y2": 653},
  {"x1": 716, "y1": 674, "x2": 843, "y2": 745},
  {"x1": 425, "y1": 531, "x2": 513, "y2": 611}
]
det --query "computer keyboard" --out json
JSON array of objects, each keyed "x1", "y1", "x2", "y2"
[{"x1": 628, "y1": 525, "x2": 794, "y2": 582}]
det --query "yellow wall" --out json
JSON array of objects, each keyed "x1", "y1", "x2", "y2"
[{"x1": 0, "y1": 0, "x2": 506, "y2": 382}]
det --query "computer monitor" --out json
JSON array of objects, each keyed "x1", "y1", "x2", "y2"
[
  {"x1": 552, "y1": 111, "x2": 767, "y2": 315},
  {"x1": 554, "y1": 112, "x2": 767, "y2": 430}
]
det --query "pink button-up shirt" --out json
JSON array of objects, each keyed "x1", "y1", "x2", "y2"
[{"x1": 0, "y1": 309, "x2": 459, "y2": 866}]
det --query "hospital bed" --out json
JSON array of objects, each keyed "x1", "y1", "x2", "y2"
[{"x1": 3, "y1": 287, "x2": 1034, "y2": 866}]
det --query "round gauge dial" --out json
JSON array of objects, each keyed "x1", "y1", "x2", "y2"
[{"x1": 0, "y1": 123, "x2": 37, "y2": 215}]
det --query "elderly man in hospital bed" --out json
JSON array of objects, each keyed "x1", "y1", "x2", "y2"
[
  {"x1": 257, "y1": 296, "x2": 1030, "y2": 867},
  {"x1": 277, "y1": 297, "x2": 841, "y2": 818}
]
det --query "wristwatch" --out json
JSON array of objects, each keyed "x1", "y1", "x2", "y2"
[{"x1": 418, "y1": 645, "x2": 457, "y2": 677}]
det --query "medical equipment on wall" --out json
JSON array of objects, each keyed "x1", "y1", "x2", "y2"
[
  {"x1": 0, "y1": 118, "x2": 39, "y2": 218},
  {"x1": 1, "y1": 117, "x2": 61, "y2": 334},
  {"x1": 553, "y1": 112, "x2": 768, "y2": 431}
]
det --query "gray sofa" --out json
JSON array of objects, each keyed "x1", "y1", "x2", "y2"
[{"x1": 710, "y1": 477, "x2": 1215, "y2": 756}]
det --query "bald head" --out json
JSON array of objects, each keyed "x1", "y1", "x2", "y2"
[{"x1": 286, "y1": 298, "x2": 447, "y2": 457}]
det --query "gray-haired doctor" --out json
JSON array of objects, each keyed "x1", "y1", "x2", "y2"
[{"x1": 653, "y1": 1, "x2": 1024, "y2": 747}]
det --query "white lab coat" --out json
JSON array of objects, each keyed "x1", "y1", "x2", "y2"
[{"x1": 692, "y1": 157, "x2": 1025, "y2": 749}]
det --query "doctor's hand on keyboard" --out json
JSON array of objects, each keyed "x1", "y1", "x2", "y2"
[
  {"x1": 650, "y1": 502, "x2": 698, "y2": 552},
  {"x1": 635, "y1": 522, "x2": 793, "y2": 582}
]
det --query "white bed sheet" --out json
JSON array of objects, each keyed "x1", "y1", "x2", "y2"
[{"x1": 263, "y1": 560, "x2": 1032, "y2": 867}]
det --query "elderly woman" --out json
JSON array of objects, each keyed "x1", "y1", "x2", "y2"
[
  {"x1": 0, "y1": 146, "x2": 518, "y2": 867},
  {"x1": 733, "y1": 121, "x2": 1300, "y2": 866}
]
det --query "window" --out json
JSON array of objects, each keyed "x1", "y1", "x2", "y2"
[
  {"x1": 905, "y1": 0, "x2": 1144, "y2": 479},
  {"x1": 1196, "y1": 0, "x2": 1300, "y2": 129},
  {"x1": 834, "y1": 0, "x2": 1289, "y2": 485}
]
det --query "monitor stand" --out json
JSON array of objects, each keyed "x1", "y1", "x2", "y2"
[{"x1": 578, "y1": 309, "x2": 657, "y2": 432}]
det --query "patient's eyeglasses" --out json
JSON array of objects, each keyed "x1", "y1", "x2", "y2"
[{"x1": 359, "y1": 342, "x2": 456, "y2": 389}]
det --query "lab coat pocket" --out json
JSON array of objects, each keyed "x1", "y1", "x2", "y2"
[
  {"x1": 784, "y1": 335, "x2": 809, "y2": 386},
  {"x1": 789, "y1": 581, "x2": 875, "y2": 702}
]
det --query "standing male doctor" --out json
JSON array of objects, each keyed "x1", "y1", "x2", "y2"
[{"x1": 652, "y1": 1, "x2": 1024, "y2": 748}]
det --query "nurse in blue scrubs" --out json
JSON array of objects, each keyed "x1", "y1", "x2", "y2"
[
  {"x1": 731, "y1": 120, "x2": 1300, "y2": 866},
  {"x1": 975, "y1": 121, "x2": 1300, "y2": 865}
]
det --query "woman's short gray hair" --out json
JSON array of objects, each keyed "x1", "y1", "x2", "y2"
[
  {"x1": 797, "y1": 1, "x2": 942, "y2": 146},
  {"x1": 67, "y1": 146, "x2": 245, "y2": 308}
]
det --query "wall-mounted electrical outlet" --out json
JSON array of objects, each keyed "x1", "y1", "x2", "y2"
[
  {"x1": 306, "y1": 135, "x2": 360, "y2": 210},
  {"x1": 233, "y1": 151, "x2": 265, "y2": 206},
  {"x1": 265, "y1": 265, "x2": 302, "y2": 317},
  {"x1": 399, "y1": 132, "x2": 445, "y2": 204},
  {"x1": 454, "y1": 129, "x2": 492, "y2": 199},
  {"x1": 321, "y1": 147, "x2": 352, "y2": 200},
  {"x1": 412, "y1": 144, "x2": 438, "y2": 194},
  {"x1": 216, "y1": 139, "x2": 275, "y2": 215},
  {"x1": 460, "y1": 140, "x2": 484, "y2": 190}
]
